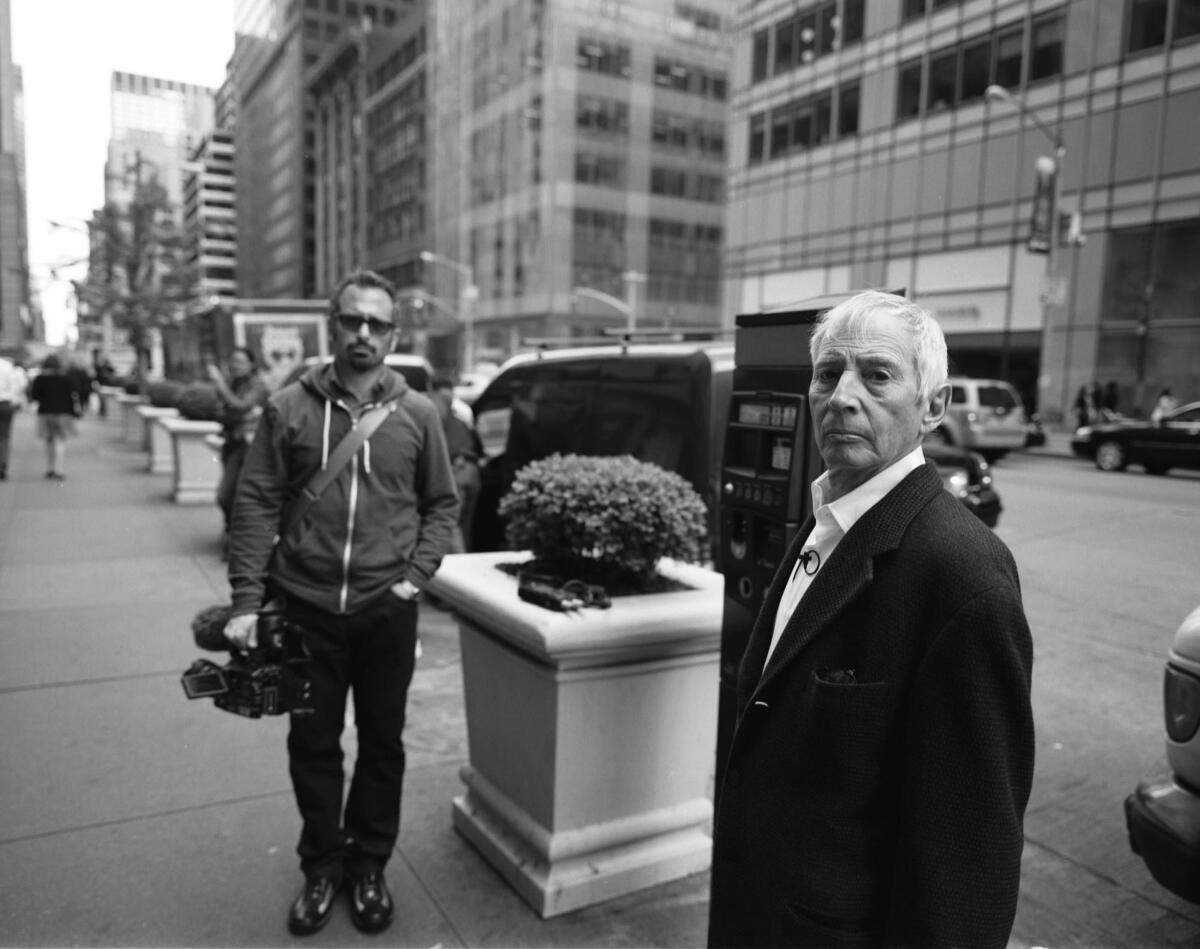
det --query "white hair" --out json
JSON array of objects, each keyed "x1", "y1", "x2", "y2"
[{"x1": 808, "y1": 290, "x2": 948, "y2": 403}]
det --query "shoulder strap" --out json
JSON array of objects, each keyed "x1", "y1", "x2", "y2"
[{"x1": 282, "y1": 401, "x2": 395, "y2": 539}]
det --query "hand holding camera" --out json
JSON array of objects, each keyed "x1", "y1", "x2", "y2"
[{"x1": 225, "y1": 612, "x2": 259, "y2": 650}]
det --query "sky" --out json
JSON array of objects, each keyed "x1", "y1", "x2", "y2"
[{"x1": 11, "y1": 0, "x2": 235, "y2": 344}]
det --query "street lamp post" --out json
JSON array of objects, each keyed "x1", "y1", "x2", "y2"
[
  {"x1": 419, "y1": 250, "x2": 478, "y2": 371},
  {"x1": 986, "y1": 84, "x2": 1068, "y2": 403}
]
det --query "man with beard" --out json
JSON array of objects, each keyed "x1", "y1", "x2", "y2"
[{"x1": 224, "y1": 269, "x2": 459, "y2": 936}]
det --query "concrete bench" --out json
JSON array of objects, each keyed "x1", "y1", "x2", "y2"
[{"x1": 158, "y1": 417, "x2": 222, "y2": 504}]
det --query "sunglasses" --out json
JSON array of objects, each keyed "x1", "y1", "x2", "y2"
[{"x1": 335, "y1": 313, "x2": 396, "y2": 336}]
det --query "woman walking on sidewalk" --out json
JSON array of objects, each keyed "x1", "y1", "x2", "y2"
[{"x1": 27, "y1": 353, "x2": 80, "y2": 481}]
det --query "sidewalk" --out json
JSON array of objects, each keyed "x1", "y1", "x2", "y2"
[{"x1": 0, "y1": 409, "x2": 710, "y2": 948}]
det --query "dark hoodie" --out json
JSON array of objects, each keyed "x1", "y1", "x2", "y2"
[{"x1": 227, "y1": 362, "x2": 459, "y2": 616}]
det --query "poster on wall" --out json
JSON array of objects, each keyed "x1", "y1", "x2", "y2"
[{"x1": 233, "y1": 312, "x2": 329, "y2": 391}]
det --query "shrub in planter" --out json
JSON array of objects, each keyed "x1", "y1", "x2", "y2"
[
  {"x1": 176, "y1": 382, "x2": 223, "y2": 421},
  {"x1": 499, "y1": 453, "x2": 708, "y2": 592},
  {"x1": 145, "y1": 379, "x2": 185, "y2": 408}
]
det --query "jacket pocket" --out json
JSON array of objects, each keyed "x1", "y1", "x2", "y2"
[{"x1": 800, "y1": 672, "x2": 890, "y2": 816}]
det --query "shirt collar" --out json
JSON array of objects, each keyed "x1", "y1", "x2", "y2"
[{"x1": 811, "y1": 445, "x2": 926, "y2": 535}]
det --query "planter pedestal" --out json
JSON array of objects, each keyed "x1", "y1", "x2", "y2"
[
  {"x1": 118, "y1": 394, "x2": 148, "y2": 446},
  {"x1": 159, "y1": 417, "x2": 222, "y2": 504},
  {"x1": 427, "y1": 552, "x2": 721, "y2": 918},
  {"x1": 138, "y1": 406, "x2": 180, "y2": 473}
]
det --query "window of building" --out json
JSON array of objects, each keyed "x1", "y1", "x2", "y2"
[
  {"x1": 775, "y1": 14, "x2": 797, "y2": 73},
  {"x1": 748, "y1": 113, "x2": 766, "y2": 164},
  {"x1": 325, "y1": 0, "x2": 338, "y2": 11},
  {"x1": 577, "y1": 37, "x2": 632, "y2": 77},
  {"x1": 575, "y1": 152, "x2": 626, "y2": 188},
  {"x1": 1030, "y1": 15, "x2": 1065, "y2": 81},
  {"x1": 1180, "y1": 0, "x2": 1200, "y2": 40},
  {"x1": 837, "y1": 82, "x2": 860, "y2": 137},
  {"x1": 1128, "y1": 0, "x2": 1169, "y2": 51},
  {"x1": 902, "y1": 0, "x2": 926, "y2": 19},
  {"x1": 577, "y1": 95, "x2": 630, "y2": 136},
  {"x1": 898, "y1": 60, "x2": 923, "y2": 119},
  {"x1": 650, "y1": 167, "x2": 688, "y2": 197},
  {"x1": 927, "y1": 50, "x2": 957, "y2": 112},
  {"x1": 961, "y1": 38, "x2": 991, "y2": 101},
  {"x1": 752, "y1": 28, "x2": 770, "y2": 81},
  {"x1": 994, "y1": 26, "x2": 1024, "y2": 87}
]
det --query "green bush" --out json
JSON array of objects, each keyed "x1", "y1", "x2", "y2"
[
  {"x1": 176, "y1": 382, "x2": 223, "y2": 421},
  {"x1": 145, "y1": 379, "x2": 185, "y2": 408},
  {"x1": 499, "y1": 454, "x2": 708, "y2": 589}
]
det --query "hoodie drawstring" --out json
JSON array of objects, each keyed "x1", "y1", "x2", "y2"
[{"x1": 320, "y1": 400, "x2": 332, "y2": 469}]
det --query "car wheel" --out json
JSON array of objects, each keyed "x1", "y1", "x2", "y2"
[
  {"x1": 927, "y1": 427, "x2": 952, "y2": 446},
  {"x1": 1095, "y1": 440, "x2": 1127, "y2": 472},
  {"x1": 981, "y1": 450, "x2": 1007, "y2": 463}
]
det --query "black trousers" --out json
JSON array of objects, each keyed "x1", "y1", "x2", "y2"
[{"x1": 284, "y1": 591, "x2": 418, "y2": 881}]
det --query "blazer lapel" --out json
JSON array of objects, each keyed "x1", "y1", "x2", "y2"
[{"x1": 751, "y1": 463, "x2": 945, "y2": 697}]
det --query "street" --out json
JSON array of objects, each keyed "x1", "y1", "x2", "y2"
[{"x1": 991, "y1": 453, "x2": 1200, "y2": 947}]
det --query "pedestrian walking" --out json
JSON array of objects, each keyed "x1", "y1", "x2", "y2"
[
  {"x1": 207, "y1": 346, "x2": 270, "y2": 539},
  {"x1": 708, "y1": 290, "x2": 1034, "y2": 949},
  {"x1": 27, "y1": 354, "x2": 81, "y2": 481},
  {"x1": 0, "y1": 353, "x2": 28, "y2": 480},
  {"x1": 431, "y1": 373, "x2": 482, "y2": 552},
  {"x1": 222, "y1": 268, "x2": 459, "y2": 937}
]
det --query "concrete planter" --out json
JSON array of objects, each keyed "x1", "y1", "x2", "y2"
[
  {"x1": 138, "y1": 406, "x2": 180, "y2": 473},
  {"x1": 158, "y1": 417, "x2": 222, "y2": 504},
  {"x1": 426, "y1": 551, "x2": 721, "y2": 918},
  {"x1": 118, "y1": 394, "x2": 148, "y2": 446}
]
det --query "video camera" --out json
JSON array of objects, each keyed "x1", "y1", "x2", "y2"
[{"x1": 181, "y1": 601, "x2": 315, "y2": 718}]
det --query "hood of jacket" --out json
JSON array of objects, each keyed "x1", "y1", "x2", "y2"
[{"x1": 295, "y1": 360, "x2": 411, "y2": 472}]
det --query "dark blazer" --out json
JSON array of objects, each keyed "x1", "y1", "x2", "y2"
[{"x1": 709, "y1": 462, "x2": 1034, "y2": 949}]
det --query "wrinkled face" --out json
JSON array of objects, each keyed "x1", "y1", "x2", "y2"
[
  {"x1": 329, "y1": 285, "x2": 396, "y2": 374},
  {"x1": 808, "y1": 308, "x2": 946, "y2": 499}
]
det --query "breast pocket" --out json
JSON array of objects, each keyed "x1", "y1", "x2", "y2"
[{"x1": 799, "y1": 673, "x2": 891, "y2": 817}]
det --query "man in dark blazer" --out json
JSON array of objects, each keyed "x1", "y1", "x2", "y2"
[{"x1": 708, "y1": 291, "x2": 1034, "y2": 949}]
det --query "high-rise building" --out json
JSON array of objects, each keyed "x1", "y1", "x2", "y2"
[
  {"x1": 0, "y1": 0, "x2": 32, "y2": 350},
  {"x1": 427, "y1": 0, "x2": 732, "y2": 367},
  {"x1": 183, "y1": 129, "x2": 237, "y2": 301},
  {"x1": 106, "y1": 72, "x2": 216, "y2": 217},
  {"x1": 725, "y1": 0, "x2": 1200, "y2": 426},
  {"x1": 232, "y1": 0, "x2": 414, "y2": 301}
]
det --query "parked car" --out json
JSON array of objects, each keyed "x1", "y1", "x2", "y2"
[
  {"x1": 279, "y1": 352, "x2": 434, "y2": 393},
  {"x1": 1125, "y1": 603, "x2": 1200, "y2": 905},
  {"x1": 466, "y1": 342, "x2": 1004, "y2": 551},
  {"x1": 929, "y1": 376, "x2": 1028, "y2": 461},
  {"x1": 1071, "y1": 401, "x2": 1200, "y2": 475}
]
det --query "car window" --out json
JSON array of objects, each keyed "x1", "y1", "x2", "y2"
[
  {"x1": 951, "y1": 385, "x2": 967, "y2": 404},
  {"x1": 1172, "y1": 408, "x2": 1200, "y2": 424},
  {"x1": 977, "y1": 385, "x2": 1018, "y2": 409},
  {"x1": 473, "y1": 356, "x2": 706, "y2": 489}
]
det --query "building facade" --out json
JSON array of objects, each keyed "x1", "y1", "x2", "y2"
[
  {"x1": 424, "y1": 0, "x2": 732, "y2": 367},
  {"x1": 232, "y1": 0, "x2": 416, "y2": 300},
  {"x1": 726, "y1": 0, "x2": 1200, "y2": 425},
  {"x1": 106, "y1": 72, "x2": 216, "y2": 215},
  {"x1": 0, "y1": 0, "x2": 31, "y2": 352},
  {"x1": 183, "y1": 129, "x2": 238, "y2": 301}
]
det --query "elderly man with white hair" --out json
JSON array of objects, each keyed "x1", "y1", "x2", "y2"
[{"x1": 709, "y1": 290, "x2": 1034, "y2": 949}]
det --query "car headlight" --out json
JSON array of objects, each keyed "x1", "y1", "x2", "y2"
[
  {"x1": 1165, "y1": 664, "x2": 1200, "y2": 743},
  {"x1": 1075, "y1": 426, "x2": 1093, "y2": 438},
  {"x1": 945, "y1": 469, "x2": 970, "y2": 497}
]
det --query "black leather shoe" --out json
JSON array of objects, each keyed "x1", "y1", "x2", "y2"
[
  {"x1": 349, "y1": 869, "x2": 393, "y2": 934},
  {"x1": 287, "y1": 875, "x2": 339, "y2": 936}
]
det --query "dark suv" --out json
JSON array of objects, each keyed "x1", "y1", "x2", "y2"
[
  {"x1": 466, "y1": 339, "x2": 1001, "y2": 552},
  {"x1": 468, "y1": 341, "x2": 734, "y2": 552}
]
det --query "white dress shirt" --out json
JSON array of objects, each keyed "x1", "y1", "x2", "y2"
[{"x1": 764, "y1": 446, "x2": 926, "y2": 670}]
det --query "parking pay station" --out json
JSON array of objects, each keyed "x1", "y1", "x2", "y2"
[{"x1": 714, "y1": 293, "x2": 862, "y2": 798}]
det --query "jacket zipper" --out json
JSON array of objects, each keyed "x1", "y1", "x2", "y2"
[{"x1": 339, "y1": 409, "x2": 360, "y2": 613}]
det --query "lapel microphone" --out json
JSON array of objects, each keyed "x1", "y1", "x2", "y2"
[{"x1": 798, "y1": 548, "x2": 821, "y2": 576}]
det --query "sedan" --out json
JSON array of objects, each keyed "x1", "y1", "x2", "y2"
[
  {"x1": 924, "y1": 439, "x2": 1002, "y2": 528},
  {"x1": 1071, "y1": 401, "x2": 1200, "y2": 475}
]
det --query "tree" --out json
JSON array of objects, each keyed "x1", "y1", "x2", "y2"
[{"x1": 75, "y1": 172, "x2": 196, "y2": 382}]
